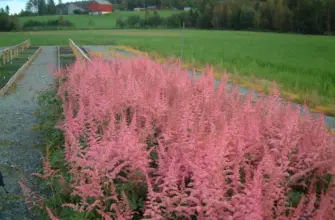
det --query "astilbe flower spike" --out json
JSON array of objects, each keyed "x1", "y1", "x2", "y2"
[
  {"x1": 46, "y1": 206, "x2": 59, "y2": 220},
  {"x1": 52, "y1": 55, "x2": 335, "y2": 219}
]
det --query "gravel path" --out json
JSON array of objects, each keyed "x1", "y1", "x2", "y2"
[
  {"x1": 0, "y1": 46, "x2": 56, "y2": 220},
  {"x1": 84, "y1": 45, "x2": 335, "y2": 130}
]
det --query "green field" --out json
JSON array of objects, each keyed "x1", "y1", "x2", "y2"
[
  {"x1": 1, "y1": 29, "x2": 334, "y2": 114},
  {"x1": 18, "y1": 11, "x2": 176, "y2": 29}
]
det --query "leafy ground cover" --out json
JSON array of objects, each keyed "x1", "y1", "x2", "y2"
[
  {"x1": 0, "y1": 47, "x2": 38, "y2": 89},
  {"x1": 0, "y1": 30, "x2": 334, "y2": 115},
  {"x1": 25, "y1": 56, "x2": 335, "y2": 219},
  {"x1": 18, "y1": 11, "x2": 177, "y2": 29}
]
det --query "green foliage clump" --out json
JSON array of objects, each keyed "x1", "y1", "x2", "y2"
[
  {"x1": 0, "y1": 12, "x2": 21, "y2": 31},
  {"x1": 23, "y1": 16, "x2": 75, "y2": 30}
]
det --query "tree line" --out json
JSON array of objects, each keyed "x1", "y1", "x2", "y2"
[
  {"x1": 198, "y1": 0, "x2": 335, "y2": 35},
  {"x1": 110, "y1": 0, "x2": 198, "y2": 10},
  {"x1": 115, "y1": 0, "x2": 335, "y2": 35},
  {"x1": 24, "y1": 0, "x2": 58, "y2": 16},
  {"x1": 0, "y1": 6, "x2": 20, "y2": 31},
  {"x1": 19, "y1": 0, "x2": 335, "y2": 35},
  {"x1": 2, "y1": 0, "x2": 335, "y2": 35}
]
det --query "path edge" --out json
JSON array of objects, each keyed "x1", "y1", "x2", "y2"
[{"x1": 0, "y1": 47, "x2": 43, "y2": 96}]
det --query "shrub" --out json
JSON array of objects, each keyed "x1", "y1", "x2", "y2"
[
  {"x1": 146, "y1": 12, "x2": 163, "y2": 28},
  {"x1": 0, "y1": 12, "x2": 20, "y2": 31},
  {"x1": 116, "y1": 17, "x2": 126, "y2": 28},
  {"x1": 73, "y1": 9, "x2": 81, "y2": 14},
  {"x1": 239, "y1": 5, "x2": 256, "y2": 29},
  {"x1": 23, "y1": 16, "x2": 74, "y2": 30},
  {"x1": 18, "y1": 10, "x2": 36, "y2": 17},
  {"x1": 165, "y1": 13, "x2": 182, "y2": 28},
  {"x1": 32, "y1": 56, "x2": 335, "y2": 219},
  {"x1": 88, "y1": 19, "x2": 95, "y2": 26},
  {"x1": 73, "y1": 9, "x2": 89, "y2": 14},
  {"x1": 23, "y1": 19, "x2": 45, "y2": 29},
  {"x1": 57, "y1": 16, "x2": 74, "y2": 27},
  {"x1": 126, "y1": 15, "x2": 140, "y2": 28},
  {"x1": 25, "y1": 19, "x2": 43, "y2": 26}
]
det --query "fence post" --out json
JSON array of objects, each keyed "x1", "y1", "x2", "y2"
[
  {"x1": 6, "y1": 50, "x2": 9, "y2": 64},
  {"x1": 0, "y1": 39, "x2": 31, "y2": 66},
  {"x1": 3, "y1": 50, "x2": 7, "y2": 64}
]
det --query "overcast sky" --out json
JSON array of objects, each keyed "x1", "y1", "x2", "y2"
[{"x1": 0, "y1": 0, "x2": 73, "y2": 14}]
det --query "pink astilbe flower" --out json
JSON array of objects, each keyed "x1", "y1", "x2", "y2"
[
  {"x1": 32, "y1": 157, "x2": 58, "y2": 179},
  {"x1": 18, "y1": 178, "x2": 44, "y2": 211},
  {"x1": 46, "y1": 206, "x2": 59, "y2": 220},
  {"x1": 55, "y1": 55, "x2": 335, "y2": 219}
]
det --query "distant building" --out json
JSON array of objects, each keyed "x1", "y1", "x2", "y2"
[
  {"x1": 147, "y1": 5, "x2": 157, "y2": 10},
  {"x1": 88, "y1": 0, "x2": 113, "y2": 15},
  {"x1": 133, "y1": 8, "x2": 146, "y2": 11},
  {"x1": 56, "y1": 1, "x2": 89, "y2": 15},
  {"x1": 56, "y1": 0, "x2": 112, "y2": 15},
  {"x1": 184, "y1": 7, "x2": 192, "y2": 11}
]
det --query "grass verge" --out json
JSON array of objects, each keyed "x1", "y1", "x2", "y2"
[{"x1": 33, "y1": 89, "x2": 82, "y2": 219}]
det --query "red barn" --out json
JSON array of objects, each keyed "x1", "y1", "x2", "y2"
[{"x1": 88, "y1": 0, "x2": 112, "y2": 15}]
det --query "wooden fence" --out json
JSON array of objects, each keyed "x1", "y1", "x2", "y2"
[
  {"x1": 69, "y1": 39, "x2": 91, "y2": 62},
  {"x1": 0, "y1": 40, "x2": 31, "y2": 66}
]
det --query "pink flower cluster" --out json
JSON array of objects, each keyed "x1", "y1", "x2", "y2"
[{"x1": 55, "y1": 56, "x2": 335, "y2": 219}]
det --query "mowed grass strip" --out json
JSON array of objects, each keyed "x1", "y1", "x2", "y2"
[
  {"x1": 0, "y1": 29, "x2": 334, "y2": 114},
  {"x1": 0, "y1": 47, "x2": 38, "y2": 88}
]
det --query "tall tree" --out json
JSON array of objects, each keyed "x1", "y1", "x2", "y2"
[
  {"x1": 5, "y1": 5, "x2": 9, "y2": 14},
  {"x1": 212, "y1": 3, "x2": 224, "y2": 28},
  {"x1": 324, "y1": 0, "x2": 335, "y2": 34},
  {"x1": 172, "y1": 0, "x2": 184, "y2": 9},
  {"x1": 47, "y1": 0, "x2": 56, "y2": 14},
  {"x1": 239, "y1": 4, "x2": 256, "y2": 29},
  {"x1": 121, "y1": 0, "x2": 128, "y2": 10},
  {"x1": 273, "y1": 0, "x2": 290, "y2": 31},
  {"x1": 198, "y1": 2, "x2": 213, "y2": 28},
  {"x1": 26, "y1": 0, "x2": 39, "y2": 13},
  {"x1": 38, "y1": 0, "x2": 47, "y2": 15}
]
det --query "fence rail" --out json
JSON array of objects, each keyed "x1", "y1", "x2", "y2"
[
  {"x1": 69, "y1": 39, "x2": 91, "y2": 62},
  {"x1": 0, "y1": 40, "x2": 31, "y2": 65}
]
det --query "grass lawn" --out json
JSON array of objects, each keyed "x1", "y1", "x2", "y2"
[
  {"x1": 18, "y1": 11, "x2": 177, "y2": 29},
  {"x1": 0, "y1": 29, "x2": 334, "y2": 114},
  {"x1": 0, "y1": 47, "x2": 38, "y2": 89}
]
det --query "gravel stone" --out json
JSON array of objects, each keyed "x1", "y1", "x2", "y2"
[{"x1": 0, "y1": 46, "x2": 57, "y2": 220}]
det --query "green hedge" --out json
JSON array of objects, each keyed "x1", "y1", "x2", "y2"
[{"x1": 23, "y1": 16, "x2": 75, "y2": 30}]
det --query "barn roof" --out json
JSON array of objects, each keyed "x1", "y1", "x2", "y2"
[{"x1": 92, "y1": 0, "x2": 112, "y2": 5}]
